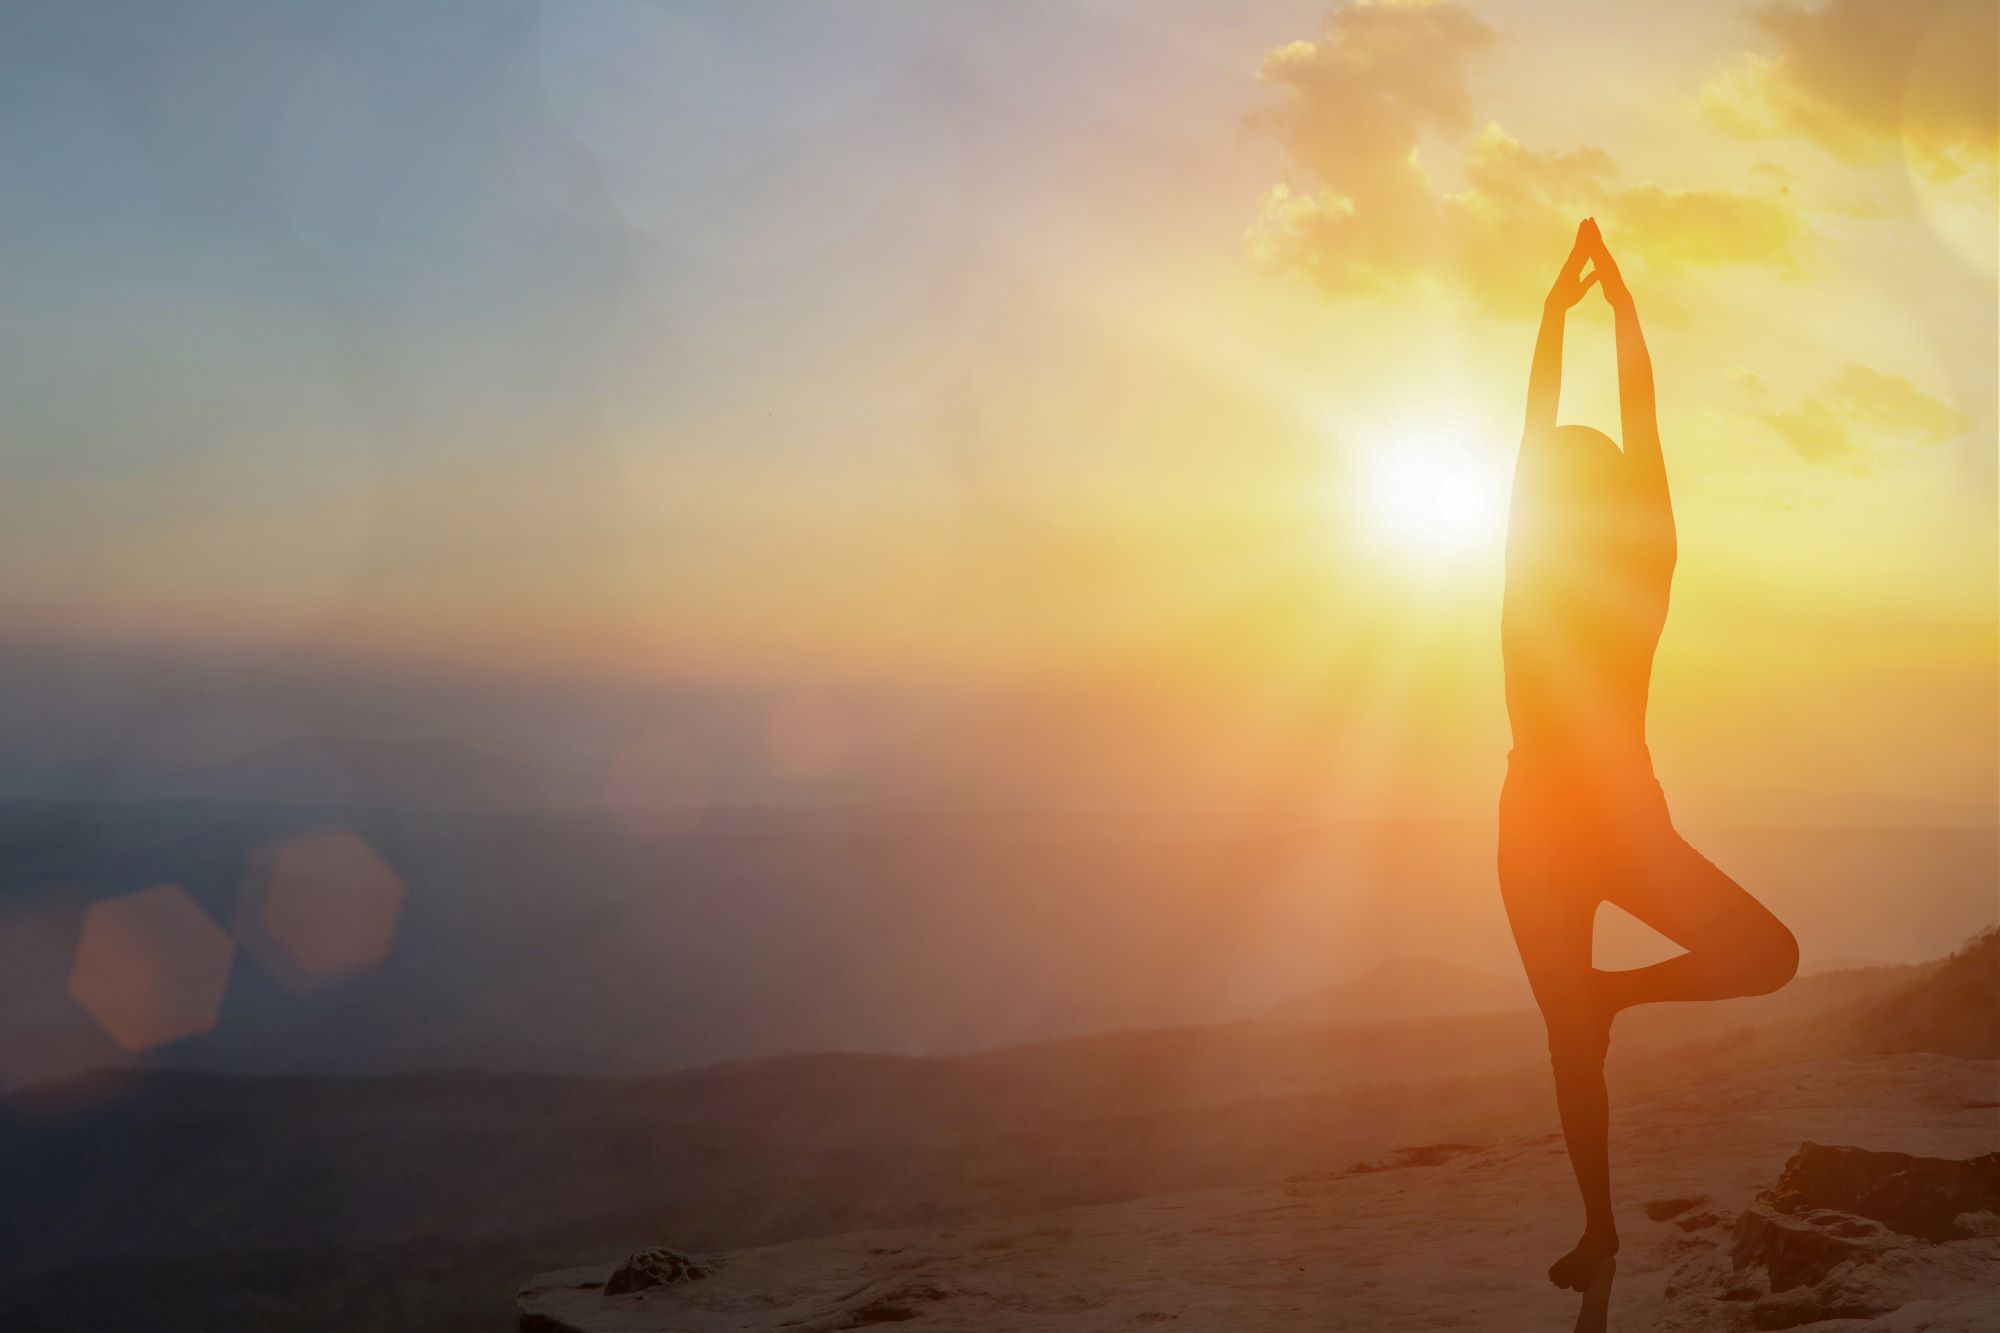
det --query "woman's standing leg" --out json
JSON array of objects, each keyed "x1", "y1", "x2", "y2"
[{"x1": 1500, "y1": 811, "x2": 1622, "y2": 1290}]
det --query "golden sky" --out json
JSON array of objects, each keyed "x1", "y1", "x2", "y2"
[{"x1": 0, "y1": 0, "x2": 1992, "y2": 818}]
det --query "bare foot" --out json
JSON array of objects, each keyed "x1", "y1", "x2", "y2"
[{"x1": 1547, "y1": 1226, "x2": 1619, "y2": 1291}]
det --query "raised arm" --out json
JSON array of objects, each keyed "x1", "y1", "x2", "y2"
[
  {"x1": 1585, "y1": 223, "x2": 1673, "y2": 545},
  {"x1": 1524, "y1": 221, "x2": 1599, "y2": 446}
]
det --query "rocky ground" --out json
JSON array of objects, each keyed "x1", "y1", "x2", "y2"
[{"x1": 518, "y1": 1053, "x2": 1998, "y2": 1332}]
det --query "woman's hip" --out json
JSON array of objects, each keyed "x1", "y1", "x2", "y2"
[
  {"x1": 1498, "y1": 746, "x2": 1674, "y2": 882},
  {"x1": 1501, "y1": 746, "x2": 1666, "y2": 818}
]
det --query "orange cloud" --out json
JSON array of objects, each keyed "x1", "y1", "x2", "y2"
[
  {"x1": 1761, "y1": 363, "x2": 1972, "y2": 466},
  {"x1": 1250, "y1": 2, "x2": 1808, "y2": 311},
  {"x1": 1699, "y1": 0, "x2": 1998, "y2": 181}
]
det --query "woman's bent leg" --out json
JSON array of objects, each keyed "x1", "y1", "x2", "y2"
[{"x1": 1597, "y1": 832, "x2": 1798, "y2": 1014}]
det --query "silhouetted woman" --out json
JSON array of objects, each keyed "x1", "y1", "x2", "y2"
[{"x1": 1500, "y1": 218, "x2": 1799, "y2": 1291}]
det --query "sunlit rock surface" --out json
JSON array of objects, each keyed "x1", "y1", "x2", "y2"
[{"x1": 517, "y1": 1054, "x2": 1998, "y2": 1331}]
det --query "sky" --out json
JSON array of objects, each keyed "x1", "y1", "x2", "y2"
[{"x1": 0, "y1": 0, "x2": 1993, "y2": 823}]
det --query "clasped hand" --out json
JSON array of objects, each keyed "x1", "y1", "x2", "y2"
[{"x1": 1546, "y1": 217, "x2": 1630, "y2": 313}]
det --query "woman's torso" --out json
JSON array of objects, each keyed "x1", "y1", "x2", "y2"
[{"x1": 1501, "y1": 524, "x2": 1674, "y2": 775}]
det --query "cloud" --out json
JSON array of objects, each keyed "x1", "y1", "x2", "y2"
[
  {"x1": 1256, "y1": 0, "x2": 1496, "y2": 189},
  {"x1": 1249, "y1": 1, "x2": 1809, "y2": 311},
  {"x1": 1699, "y1": 0, "x2": 1998, "y2": 181},
  {"x1": 1761, "y1": 363, "x2": 1971, "y2": 465},
  {"x1": 1610, "y1": 181, "x2": 1807, "y2": 271}
]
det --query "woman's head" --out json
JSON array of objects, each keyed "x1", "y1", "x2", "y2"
[
  {"x1": 1548, "y1": 425, "x2": 1624, "y2": 505},
  {"x1": 1522, "y1": 426, "x2": 1642, "y2": 562}
]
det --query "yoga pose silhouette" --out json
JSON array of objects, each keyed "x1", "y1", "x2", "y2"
[{"x1": 1499, "y1": 218, "x2": 1799, "y2": 1292}]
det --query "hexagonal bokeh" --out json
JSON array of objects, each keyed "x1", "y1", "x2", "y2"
[
  {"x1": 2, "y1": 903, "x2": 122, "y2": 1091},
  {"x1": 67, "y1": 885, "x2": 235, "y2": 1053},
  {"x1": 238, "y1": 829, "x2": 404, "y2": 990}
]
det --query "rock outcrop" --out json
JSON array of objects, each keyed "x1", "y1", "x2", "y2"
[
  {"x1": 1728, "y1": 1205, "x2": 1896, "y2": 1293},
  {"x1": 605, "y1": 1247, "x2": 715, "y2": 1295},
  {"x1": 1759, "y1": 1142, "x2": 2000, "y2": 1242},
  {"x1": 1658, "y1": 1138, "x2": 2000, "y2": 1330}
]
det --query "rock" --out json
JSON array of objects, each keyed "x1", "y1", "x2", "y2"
[
  {"x1": 1283, "y1": 1143, "x2": 1483, "y2": 1194},
  {"x1": 1667, "y1": 1136, "x2": 2000, "y2": 1329},
  {"x1": 1645, "y1": 1195, "x2": 1708, "y2": 1221},
  {"x1": 1372, "y1": 1142, "x2": 1484, "y2": 1169},
  {"x1": 1674, "y1": 1209, "x2": 1727, "y2": 1233},
  {"x1": 1745, "y1": 1285, "x2": 1893, "y2": 1330},
  {"x1": 836, "y1": 1283, "x2": 950, "y2": 1327},
  {"x1": 1730, "y1": 1207, "x2": 1891, "y2": 1291},
  {"x1": 1761, "y1": 1142, "x2": 2000, "y2": 1242},
  {"x1": 1957, "y1": 1211, "x2": 2000, "y2": 1238},
  {"x1": 603, "y1": 1246, "x2": 714, "y2": 1295}
]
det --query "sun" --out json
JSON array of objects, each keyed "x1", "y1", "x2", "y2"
[{"x1": 1368, "y1": 435, "x2": 1501, "y2": 553}]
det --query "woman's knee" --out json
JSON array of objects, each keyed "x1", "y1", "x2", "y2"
[
  {"x1": 1545, "y1": 1013, "x2": 1609, "y2": 1073},
  {"x1": 1737, "y1": 917, "x2": 1799, "y2": 996}
]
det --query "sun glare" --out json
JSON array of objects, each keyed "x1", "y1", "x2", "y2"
[{"x1": 1368, "y1": 436, "x2": 1500, "y2": 554}]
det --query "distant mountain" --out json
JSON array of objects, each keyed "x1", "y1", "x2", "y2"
[
  {"x1": 1265, "y1": 956, "x2": 1535, "y2": 1023},
  {"x1": 1801, "y1": 957, "x2": 1894, "y2": 975},
  {"x1": 176, "y1": 733, "x2": 546, "y2": 814},
  {"x1": 1839, "y1": 928, "x2": 1998, "y2": 1058},
  {"x1": 3, "y1": 799, "x2": 1992, "y2": 1101}
]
